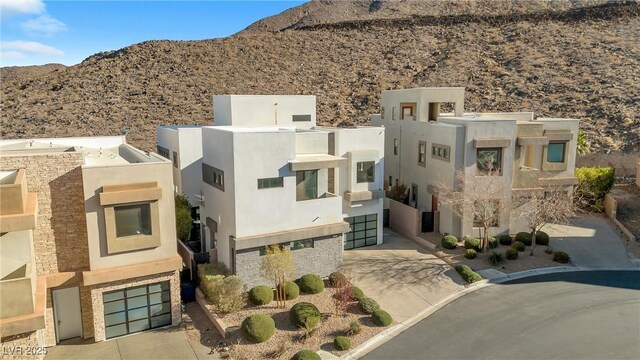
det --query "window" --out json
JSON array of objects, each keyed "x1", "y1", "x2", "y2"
[
  {"x1": 473, "y1": 200, "x2": 500, "y2": 227},
  {"x1": 388, "y1": 176, "x2": 393, "y2": 187},
  {"x1": 356, "y1": 161, "x2": 375, "y2": 183},
  {"x1": 344, "y1": 214, "x2": 378, "y2": 249},
  {"x1": 296, "y1": 170, "x2": 318, "y2": 201},
  {"x1": 381, "y1": 106, "x2": 385, "y2": 119},
  {"x1": 547, "y1": 143, "x2": 565, "y2": 163},
  {"x1": 292, "y1": 114, "x2": 311, "y2": 122},
  {"x1": 156, "y1": 146, "x2": 170, "y2": 159},
  {"x1": 392, "y1": 107, "x2": 396, "y2": 120},
  {"x1": 432, "y1": 144, "x2": 451, "y2": 162},
  {"x1": 172, "y1": 151, "x2": 178, "y2": 168},
  {"x1": 393, "y1": 138, "x2": 398, "y2": 156},
  {"x1": 476, "y1": 148, "x2": 502, "y2": 175},
  {"x1": 290, "y1": 239, "x2": 314, "y2": 250},
  {"x1": 114, "y1": 204, "x2": 152, "y2": 238},
  {"x1": 418, "y1": 141, "x2": 426, "y2": 167},
  {"x1": 258, "y1": 177, "x2": 284, "y2": 189},
  {"x1": 400, "y1": 102, "x2": 416, "y2": 120},
  {"x1": 203, "y1": 164, "x2": 224, "y2": 191}
]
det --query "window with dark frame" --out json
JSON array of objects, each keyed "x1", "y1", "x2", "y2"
[
  {"x1": 356, "y1": 161, "x2": 375, "y2": 183},
  {"x1": 476, "y1": 148, "x2": 502, "y2": 175},
  {"x1": 547, "y1": 143, "x2": 566, "y2": 163},
  {"x1": 418, "y1": 141, "x2": 426, "y2": 167},
  {"x1": 259, "y1": 239, "x2": 315, "y2": 255},
  {"x1": 172, "y1": 151, "x2": 178, "y2": 168},
  {"x1": 292, "y1": 114, "x2": 311, "y2": 122},
  {"x1": 431, "y1": 144, "x2": 450, "y2": 162},
  {"x1": 473, "y1": 200, "x2": 500, "y2": 227},
  {"x1": 344, "y1": 214, "x2": 377, "y2": 249},
  {"x1": 393, "y1": 138, "x2": 398, "y2": 155},
  {"x1": 258, "y1": 177, "x2": 284, "y2": 189},
  {"x1": 114, "y1": 203, "x2": 152, "y2": 238},
  {"x1": 156, "y1": 146, "x2": 170, "y2": 159},
  {"x1": 203, "y1": 164, "x2": 225, "y2": 191}
]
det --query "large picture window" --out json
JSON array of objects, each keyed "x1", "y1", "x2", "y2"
[
  {"x1": 547, "y1": 143, "x2": 566, "y2": 163},
  {"x1": 357, "y1": 161, "x2": 375, "y2": 183},
  {"x1": 296, "y1": 170, "x2": 318, "y2": 201},
  {"x1": 476, "y1": 148, "x2": 502, "y2": 175},
  {"x1": 114, "y1": 204, "x2": 152, "y2": 238},
  {"x1": 344, "y1": 214, "x2": 378, "y2": 249}
]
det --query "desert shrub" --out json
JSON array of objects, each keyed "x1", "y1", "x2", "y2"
[
  {"x1": 441, "y1": 235, "x2": 458, "y2": 249},
  {"x1": 241, "y1": 314, "x2": 275, "y2": 343},
  {"x1": 498, "y1": 234, "x2": 513, "y2": 246},
  {"x1": 455, "y1": 264, "x2": 482, "y2": 283},
  {"x1": 277, "y1": 281, "x2": 300, "y2": 300},
  {"x1": 334, "y1": 336, "x2": 351, "y2": 351},
  {"x1": 464, "y1": 237, "x2": 481, "y2": 251},
  {"x1": 535, "y1": 231, "x2": 550, "y2": 246},
  {"x1": 487, "y1": 236, "x2": 498, "y2": 249},
  {"x1": 358, "y1": 297, "x2": 380, "y2": 314},
  {"x1": 291, "y1": 350, "x2": 321, "y2": 360},
  {"x1": 199, "y1": 274, "x2": 245, "y2": 313},
  {"x1": 289, "y1": 302, "x2": 321, "y2": 329},
  {"x1": 575, "y1": 166, "x2": 615, "y2": 211},
  {"x1": 299, "y1": 274, "x2": 325, "y2": 294},
  {"x1": 269, "y1": 341, "x2": 291, "y2": 359},
  {"x1": 350, "y1": 286, "x2": 364, "y2": 301},
  {"x1": 464, "y1": 249, "x2": 477, "y2": 259},
  {"x1": 544, "y1": 247, "x2": 554, "y2": 254},
  {"x1": 512, "y1": 241, "x2": 526, "y2": 252},
  {"x1": 371, "y1": 309, "x2": 393, "y2": 326},
  {"x1": 505, "y1": 248, "x2": 518, "y2": 260},
  {"x1": 346, "y1": 319, "x2": 361, "y2": 336},
  {"x1": 329, "y1": 272, "x2": 347, "y2": 286},
  {"x1": 248, "y1": 285, "x2": 273, "y2": 306},
  {"x1": 387, "y1": 183, "x2": 408, "y2": 204},
  {"x1": 553, "y1": 251, "x2": 571, "y2": 263},
  {"x1": 197, "y1": 263, "x2": 227, "y2": 277},
  {"x1": 488, "y1": 251, "x2": 504, "y2": 266},
  {"x1": 516, "y1": 232, "x2": 532, "y2": 246}
]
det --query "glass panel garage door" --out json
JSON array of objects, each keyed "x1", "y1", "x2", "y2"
[
  {"x1": 344, "y1": 214, "x2": 378, "y2": 250},
  {"x1": 103, "y1": 281, "x2": 172, "y2": 339}
]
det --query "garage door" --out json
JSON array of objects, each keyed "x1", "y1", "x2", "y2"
[
  {"x1": 103, "y1": 281, "x2": 172, "y2": 339},
  {"x1": 344, "y1": 214, "x2": 378, "y2": 250}
]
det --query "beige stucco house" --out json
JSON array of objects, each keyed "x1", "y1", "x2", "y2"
[{"x1": 0, "y1": 136, "x2": 182, "y2": 350}]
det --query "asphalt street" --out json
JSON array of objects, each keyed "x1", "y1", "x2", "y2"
[{"x1": 364, "y1": 270, "x2": 640, "y2": 360}]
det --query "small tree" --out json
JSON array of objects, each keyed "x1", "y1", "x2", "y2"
[
  {"x1": 332, "y1": 273, "x2": 352, "y2": 317},
  {"x1": 260, "y1": 245, "x2": 296, "y2": 309},
  {"x1": 387, "y1": 183, "x2": 408, "y2": 204},
  {"x1": 175, "y1": 194, "x2": 192, "y2": 241}
]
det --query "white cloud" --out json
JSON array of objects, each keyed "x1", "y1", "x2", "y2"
[
  {"x1": 0, "y1": 0, "x2": 45, "y2": 15},
  {"x1": 21, "y1": 15, "x2": 67, "y2": 36},
  {"x1": 1, "y1": 41, "x2": 64, "y2": 56},
  {"x1": 0, "y1": 51, "x2": 26, "y2": 59}
]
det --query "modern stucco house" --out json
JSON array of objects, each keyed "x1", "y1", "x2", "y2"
[
  {"x1": 0, "y1": 136, "x2": 182, "y2": 349},
  {"x1": 371, "y1": 87, "x2": 579, "y2": 238}
]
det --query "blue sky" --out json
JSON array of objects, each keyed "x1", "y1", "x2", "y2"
[{"x1": 0, "y1": 0, "x2": 306, "y2": 67}]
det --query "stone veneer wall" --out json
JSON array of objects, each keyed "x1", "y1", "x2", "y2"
[
  {"x1": 235, "y1": 234, "x2": 343, "y2": 288},
  {"x1": 89, "y1": 270, "x2": 181, "y2": 342},
  {"x1": 0, "y1": 330, "x2": 45, "y2": 359}
]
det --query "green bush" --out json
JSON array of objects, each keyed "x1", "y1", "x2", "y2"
[
  {"x1": 535, "y1": 231, "x2": 550, "y2": 246},
  {"x1": 329, "y1": 272, "x2": 348, "y2": 286},
  {"x1": 512, "y1": 241, "x2": 526, "y2": 252},
  {"x1": 505, "y1": 248, "x2": 518, "y2": 260},
  {"x1": 175, "y1": 194, "x2": 192, "y2": 241},
  {"x1": 441, "y1": 235, "x2": 458, "y2": 249},
  {"x1": 575, "y1": 166, "x2": 615, "y2": 211},
  {"x1": 248, "y1": 285, "x2": 273, "y2": 306},
  {"x1": 488, "y1": 251, "x2": 504, "y2": 266},
  {"x1": 553, "y1": 251, "x2": 571, "y2": 263},
  {"x1": 371, "y1": 309, "x2": 393, "y2": 326},
  {"x1": 516, "y1": 232, "x2": 532, "y2": 246},
  {"x1": 241, "y1": 314, "x2": 275, "y2": 343},
  {"x1": 350, "y1": 287, "x2": 364, "y2": 301},
  {"x1": 334, "y1": 336, "x2": 351, "y2": 351},
  {"x1": 289, "y1": 302, "x2": 321, "y2": 329},
  {"x1": 487, "y1": 236, "x2": 498, "y2": 249},
  {"x1": 277, "y1": 281, "x2": 300, "y2": 300},
  {"x1": 291, "y1": 350, "x2": 321, "y2": 360},
  {"x1": 358, "y1": 297, "x2": 380, "y2": 314},
  {"x1": 464, "y1": 249, "x2": 477, "y2": 259},
  {"x1": 498, "y1": 234, "x2": 513, "y2": 246},
  {"x1": 455, "y1": 264, "x2": 482, "y2": 283},
  {"x1": 299, "y1": 274, "x2": 325, "y2": 294},
  {"x1": 198, "y1": 273, "x2": 245, "y2": 313},
  {"x1": 464, "y1": 237, "x2": 481, "y2": 251}
]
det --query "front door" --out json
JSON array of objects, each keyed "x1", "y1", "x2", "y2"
[{"x1": 52, "y1": 287, "x2": 83, "y2": 342}]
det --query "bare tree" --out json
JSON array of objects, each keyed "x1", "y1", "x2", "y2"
[{"x1": 260, "y1": 245, "x2": 296, "y2": 309}]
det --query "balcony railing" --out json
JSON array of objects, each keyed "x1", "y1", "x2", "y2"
[{"x1": 0, "y1": 263, "x2": 34, "y2": 319}]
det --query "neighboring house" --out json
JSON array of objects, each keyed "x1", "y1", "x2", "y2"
[
  {"x1": 372, "y1": 87, "x2": 579, "y2": 238},
  {"x1": 0, "y1": 136, "x2": 182, "y2": 350}
]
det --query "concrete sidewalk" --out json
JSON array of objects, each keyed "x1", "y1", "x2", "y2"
[{"x1": 341, "y1": 229, "x2": 464, "y2": 322}]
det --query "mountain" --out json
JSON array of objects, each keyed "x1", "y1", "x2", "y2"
[{"x1": 1, "y1": 1, "x2": 638, "y2": 154}]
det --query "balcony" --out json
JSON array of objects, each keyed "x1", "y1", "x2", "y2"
[
  {"x1": 343, "y1": 189, "x2": 385, "y2": 204},
  {"x1": 0, "y1": 169, "x2": 38, "y2": 232},
  {"x1": 0, "y1": 263, "x2": 35, "y2": 319},
  {"x1": 512, "y1": 166, "x2": 541, "y2": 189}
]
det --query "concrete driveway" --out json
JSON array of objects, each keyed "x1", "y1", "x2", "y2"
[
  {"x1": 341, "y1": 229, "x2": 464, "y2": 322},
  {"x1": 545, "y1": 215, "x2": 637, "y2": 268}
]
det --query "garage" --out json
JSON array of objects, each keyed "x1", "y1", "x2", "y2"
[
  {"x1": 103, "y1": 281, "x2": 172, "y2": 339},
  {"x1": 344, "y1": 214, "x2": 378, "y2": 250}
]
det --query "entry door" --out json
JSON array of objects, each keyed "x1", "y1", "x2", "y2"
[{"x1": 52, "y1": 287, "x2": 83, "y2": 342}]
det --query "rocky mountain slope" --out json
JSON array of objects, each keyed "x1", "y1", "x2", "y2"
[{"x1": 1, "y1": 1, "x2": 638, "y2": 153}]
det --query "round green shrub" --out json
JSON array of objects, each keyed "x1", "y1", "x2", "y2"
[
  {"x1": 464, "y1": 237, "x2": 481, "y2": 251},
  {"x1": 498, "y1": 234, "x2": 513, "y2": 246},
  {"x1": 371, "y1": 309, "x2": 393, "y2": 326},
  {"x1": 505, "y1": 248, "x2": 518, "y2": 260},
  {"x1": 289, "y1": 302, "x2": 321, "y2": 328},
  {"x1": 359, "y1": 297, "x2": 380, "y2": 314},
  {"x1": 350, "y1": 286, "x2": 364, "y2": 301},
  {"x1": 455, "y1": 264, "x2": 483, "y2": 283},
  {"x1": 334, "y1": 336, "x2": 351, "y2": 351},
  {"x1": 441, "y1": 235, "x2": 458, "y2": 250},
  {"x1": 553, "y1": 251, "x2": 571, "y2": 263},
  {"x1": 241, "y1": 314, "x2": 275, "y2": 343},
  {"x1": 291, "y1": 350, "x2": 321, "y2": 360},
  {"x1": 299, "y1": 274, "x2": 325, "y2": 294},
  {"x1": 512, "y1": 241, "x2": 526, "y2": 252},
  {"x1": 277, "y1": 281, "x2": 300, "y2": 300},
  {"x1": 464, "y1": 249, "x2": 477, "y2": 259},
  {"x1": 487, "y1": 236, "x2": 498, "y2": 249},
  {"x1": 535, "y1": 231, "x2": 550, "y2": 246},
  {"x1": 248, "y1": 285, "x2": 273, "y2": 306},
  {"x1": 329, "y1": 272, "x2": 347, "y2": 286},
  {"x1": 516, "y1": 232, "x2": 532, "y2": 246}
]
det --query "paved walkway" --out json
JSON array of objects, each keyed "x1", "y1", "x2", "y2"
[{"x1": 341, "y1": 229, "x2": 464, "y2": 322}]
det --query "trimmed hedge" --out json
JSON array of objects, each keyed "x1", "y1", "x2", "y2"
[
  {"x1": 464, "y1": 249, "x2": 477, "y2": 259},
  {"x1": 277, "y1": 281, "x2": 300, "y2": 300},
  {"x1": 248, "y1": 285, "x2": 273, "y2": 306},
  {"x1": 441, "y1": 235, "x2": 458, "y2": 250},
  {"x1": 505, "y1": 248, "x2": 518, "y2": 260},
  {"x1": 299, "y1": 274, "x2": 325, "y2": 294},
  {"x1": 289, "y1": 302, "x2": 321, "y2": 329},
  {"x1": 350, "y1": 287, "x2": 365, "y2": 301},
  {"x1": 241, "y1": 314, "x2": 275, "y2": 343},
  {"x1": 291, "y1": 350, "x2": 321, "y2": 360},
  {"x1": 535, "y1": 231, "x2": 550, "y2": 246},
  {"x1": 329, "y1": 272, "x2": 347, "y2": 286},
  {"x1": 371, "y1": 309, "x2": 393, "y2": 326},
  {"x1": 359, "y1": 297, "x2": 380, "y2": 314},
  {"x1": 498, "y1": 234, "x2": 513, "y2": 246},
  {"x1": 553, "y1": 251, "x2": 571, "y2": 263},
  {"x1": 488, "y1": 236, "x2": 498, "y2": 249},
  {"x1": 455, "y1": 264, "x2": 482, "y2": 283},
  {"x1": 334, "y1": 336, "x2": 351, "y2": 351},
  {"x1": 512, "y1": 241, "x2": 526, "y2": 252},
  {"x1": 464, "y1": 238, "x2": 481, "y2": 251},
  {"x1": 516, "y1": 232, "x2": 532, "y2": 246}
]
